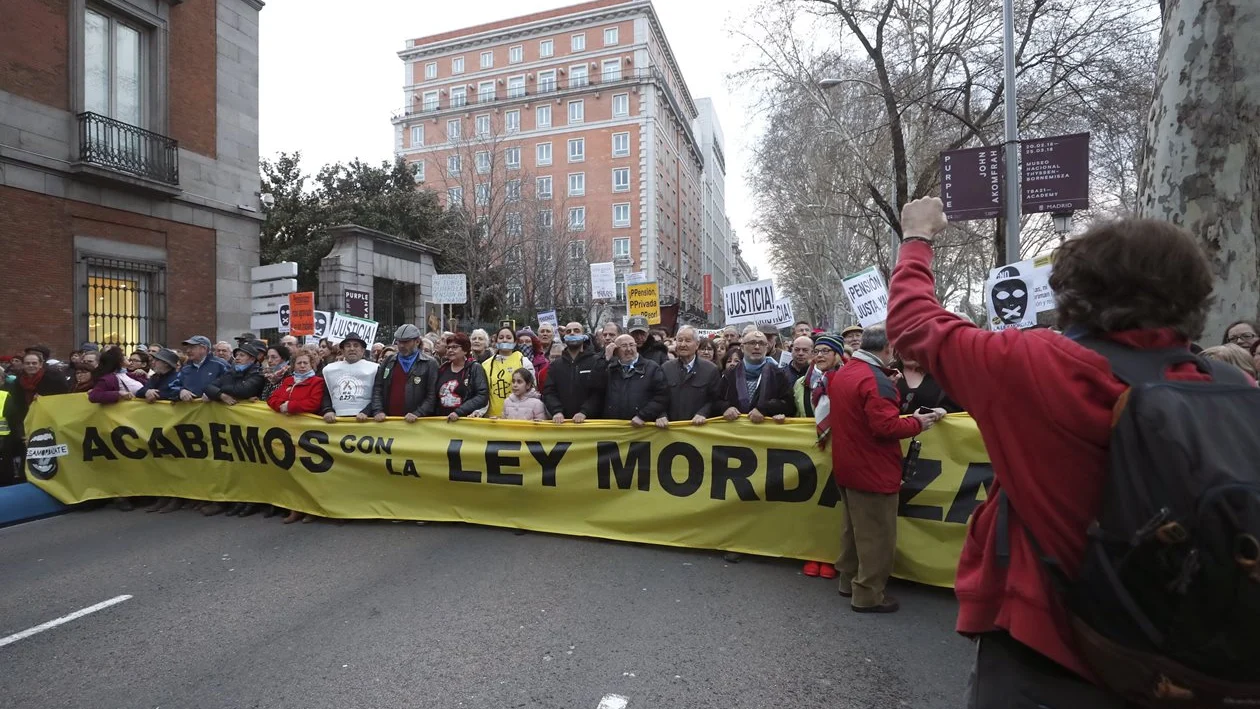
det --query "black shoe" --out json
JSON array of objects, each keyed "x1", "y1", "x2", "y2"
[
  {"x1": 237, "y1": 503, "x2": 259, "y2": 518},
  {"x1": 225, "y1": 503, "x2": 243, "y2": 517},
  {"x1": 114, "y1": 498, "x2": 135, "y2": 511},
  {"x1": 851, "y1": 596, "x2": 900, "y2": 614},
  {"x1": 201, "y1": 502, "x2": 224, "y2": 517},
  {"x1": 263, "y1": 505, "x2": 281, "y2": 519},
  {"x1": 723, "y1": 552, "x2": 742, "y2": 563}
]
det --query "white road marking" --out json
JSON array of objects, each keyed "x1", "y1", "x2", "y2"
[
  {"x1": 0, "y1": 595, "x2": 133, "y2": 649},
  {"x1": 597, "y1": 694, "x2": 628, "y2": 709}
]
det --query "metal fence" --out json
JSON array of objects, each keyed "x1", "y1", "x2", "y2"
[
  {"x1": 83, "y1": 257, "x2": 167, "y2": 353},
  {"x1": 78, "y1": 111, "x2": 179, "y2": 185}
]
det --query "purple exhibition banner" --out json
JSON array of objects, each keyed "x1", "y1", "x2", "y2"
[
  {"x1": 1020, "y1": 132, "x2": 1090, "y2": 214},
  {"x1": 940, "y1": 145, "x2": 1004, "y2": 221}
]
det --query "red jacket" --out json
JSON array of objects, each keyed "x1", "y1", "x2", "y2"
[
  {"x1": 267, "y1": 374, "x2": 326, "y2": 415},
  {"x1": 887, "y1": 239, "x2": 1210, "y2": 682},
  {"x1": 827, "y1": 352, "x2": 923, "y2": 493}
]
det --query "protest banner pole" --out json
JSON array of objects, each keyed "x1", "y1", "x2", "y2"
[{"x1": 1001, "y1": 0, "x2": 1022, "y2": 263}]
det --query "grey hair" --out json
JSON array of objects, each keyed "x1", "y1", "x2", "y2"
[
  {"x1": 675, "y1": 326, "x2": 697, "y2": 340},
  {"x1": 471, "y1": 328, "x2": 489, "y2": 340},
  {"x1": 860, "y1": 325, "x2": 889, "y2": 353},
  {"x1": 603, "y1": 321, "x2": 622, "y2": 333}
]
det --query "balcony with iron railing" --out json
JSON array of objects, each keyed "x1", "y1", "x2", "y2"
[{"x1": 75, "y1": 111, "x2": 180, "y2": 189}]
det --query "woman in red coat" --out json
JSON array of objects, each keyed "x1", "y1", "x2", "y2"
[{"x1": 267, "y1": 351, "x2": 326, "y2": 523}]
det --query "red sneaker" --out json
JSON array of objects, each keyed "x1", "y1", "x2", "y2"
[
  {"x1": 802, "y1": 561, "x2": 820, "y2": 577},
  {"x1": 818, "y1": 564, "x2": 837, "y2": 580}
]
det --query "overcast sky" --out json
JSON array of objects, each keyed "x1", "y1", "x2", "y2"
[{"x1": 257, "y1": 0, "x2": 770, "y2": 276}]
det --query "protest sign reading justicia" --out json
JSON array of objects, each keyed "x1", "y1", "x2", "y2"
[{"x1": 723, "y1": 279, "x2": 777, "y2": 324}]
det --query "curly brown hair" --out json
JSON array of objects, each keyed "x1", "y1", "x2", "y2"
[{"x1": 1049, "y1": 219, "x2": 1213, "y2": 341}]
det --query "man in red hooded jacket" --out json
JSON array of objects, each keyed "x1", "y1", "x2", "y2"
[{"x1": 887, "y1": 196, "x2": 1216, "y2": 707}]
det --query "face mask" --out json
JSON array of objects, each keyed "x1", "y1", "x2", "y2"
[
  {"x1": 497, "y1": 342, "x2": 516, "y2": 352},
  {"x1": 564, "y1": 335, "x2": 586, "y2": 346},
  {"x1": 519, "y1": 343, "x2": 534, "y2": 359}
]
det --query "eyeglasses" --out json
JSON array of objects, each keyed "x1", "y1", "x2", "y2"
[
  {"x1": 1228, "y1": 332, "x2": 1258, "y2": 345},
  {"x1": 813, "y1": 348, "x2": 836, "y2": 356}
]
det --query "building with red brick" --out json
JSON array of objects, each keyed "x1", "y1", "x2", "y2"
[
  {"x1": 393, "y1": 0, "x2": 734, "y2": 326},
  {"x1": 0, "y1": 0, "x2": 264, "y2": 358}
]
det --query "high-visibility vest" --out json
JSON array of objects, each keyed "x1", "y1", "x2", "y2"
[{"x1": 0, "y1": 389, "x2": 9, "y2": 436}]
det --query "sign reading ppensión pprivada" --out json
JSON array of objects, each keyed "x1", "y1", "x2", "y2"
[{"x1": 723, "y1": 279, "x2": 777, "y2": 324}]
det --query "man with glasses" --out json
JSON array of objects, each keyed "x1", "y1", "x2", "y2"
[{"x1": 716, "y1": 330, "x2": 795, "y2": 422}]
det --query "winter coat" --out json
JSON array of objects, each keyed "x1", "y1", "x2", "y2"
[
  {"x1": 660, "y1": 356, "x2": 721, "y2": 421},
  {"x1": 4, "y1": 370, "x2": 70, "y2": 441},
  {"x1": 87, "y1": 371, "x2": 147, "y2": 404},
  {"x1": 714, "y1": 360, "x2": 795, "y2": 417},
  {"x1": 170, "y1": 356, "x2": 231, "y2": 398},
  {"x1": 542, "y1": 348, "x2": 606, "y2": 419},
  {"x1": 887, "y1": 239, "x2": 1216, "y2": 680},
  {"x1": 638, "y1": 336, "x2": 669, "y2": 366},
  {"x1": 602, "y1": 357, "x2": 669, "y2": 421},
  {"x1": 369, "y1": 352, "x2": 439, "y2": 417},
  {"x1": 268, "y1": 374, "x2": 327, "y2": 415},
  {"x1": 826, "y1": 351, "x2": 922, "y2": 495},
  {"x1": 435, "y1": 360, "x2": 490, "y2": 417},
  {"x1": 500, "y1": 390, "x2": 547, "y2": 421},
  {"x1": 204, "y1": 363, "x2": 266, "y2": 402},
  {"x1": 138, "y1": 369, "x2": 181, "y2": 402}
]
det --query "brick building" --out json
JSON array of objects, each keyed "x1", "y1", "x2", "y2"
[
  {"x1": 0, "y1": 0, "x2": 264, "y2": 358},
  {"x1": 393, "y1": 0, "x2": 729, "y2": 325}
]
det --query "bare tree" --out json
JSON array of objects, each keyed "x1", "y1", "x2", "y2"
[
  {"x1": 1139, "y1": 0, "x2": 1260, "y2": 340},
  {"x1": 734, "y1": 0, "x2": 1159, "y2": 320}
]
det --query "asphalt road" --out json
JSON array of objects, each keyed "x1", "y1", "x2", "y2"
[{"x1": 0, "y1": 508, "x2": 974, "y2": 709}]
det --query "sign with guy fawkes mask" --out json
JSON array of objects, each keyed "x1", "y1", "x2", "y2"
[{"x1": 985, "y1": 255, "x2": 1055, "y2": 331}]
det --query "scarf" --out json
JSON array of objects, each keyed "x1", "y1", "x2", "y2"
[
  {"x1": 116, "y1": 370, "x2": 144, "y2": 395},
  {"x1": 396, "y1": 351, "x2": 419, "y2": 373},
  {"x1": 735, "y1": 361, "x2": 765, "y2": 411},
  {"x1": 519, "y1": 343, "x2": 534, "y2": 359},
  {"x1": 18, "y1": 368, "x2": 45, "y2": 404},
  {"x1": 292, "y1": 369, "x2": 316, "y2": 384},
  {"x1": 810, "y1": 368, "x2": 832, "y2": 449}
]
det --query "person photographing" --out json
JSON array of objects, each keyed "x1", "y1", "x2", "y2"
[{"x1": 827, "y1": 325, "x2": 942, "y2": 613}]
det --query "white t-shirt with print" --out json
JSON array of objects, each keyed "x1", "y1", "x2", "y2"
[{"x1": 322, "y1": 359, "x2": 379, "y2": 416}]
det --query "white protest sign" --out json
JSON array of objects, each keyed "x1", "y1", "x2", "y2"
[
  {"x1": 326, "y1": 312, "x2": 379, "y2": 345},
  {"x1": 985, "y1": 255, "x2": 1054, "y2": 331},
  {"x1": 842, "y1": 267, "x2": 889, "y2": 328},
  {"x1": 537, "y1": 310, "x2": 558, "y2": 329},
  {"x1": 723, "y1": 279, "x2": 777, "y2": 324},
  {"x1": 695, "y1": 328, "x2": 723, "y2": 340},
  {"x1": 626, "y1": 271, "x2": 648, "y2": 285},
  {"x1": 590, "y1": 262, "x2": 616, "y2": 300},
  {"x1": 752, "y1": 298, "x2": 794, "y2": 329},
  {"x1": 432, "y1": 274, "x2": 467, "y2": 305}
]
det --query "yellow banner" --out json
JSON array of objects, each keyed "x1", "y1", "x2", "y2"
[{"x1": 24, "y1": 396, "x2": 991, "y2": 588}]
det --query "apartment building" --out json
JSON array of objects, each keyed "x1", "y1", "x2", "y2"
[
  {"x1": 0, "y1": 0, "x2": 263, "y2": 356},
  {"x1": 694, "y1": 98, "x2": 737, "y2": 323},
  {"x1": 393, "y1": 0, "x2": 716, "y2": 324}
]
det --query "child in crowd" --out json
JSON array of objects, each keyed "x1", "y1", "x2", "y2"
[{"x1": 498, "y1": 369, "x2": 546, "y2": 421}]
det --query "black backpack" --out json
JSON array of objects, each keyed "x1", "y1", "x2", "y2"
[{"x1": 1003, "y1": 339, "x2": 1260, "y2": 707}]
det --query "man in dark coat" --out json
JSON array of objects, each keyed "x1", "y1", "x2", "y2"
[
  {"x1": 602, "y1": 334, "x2": 669, "y2": 425},
  {"x1": 543, "y1": 322, "x2": 606, "y2": 423},
  {"x1": 368, "y1": 323, "x2": 438, "y2": 422},
  {"x1": 659, "y1": 326, "x2": 721, "y2": 425},
  {"x1": 628, "y1": 316, "x2": 668, "y2": 365},
  {"x1": 203, "y1": 341, "x2": 266, "y2": 403},
  {"x1": 716, "y1": 329, "x2": 796, "y2": 422}
]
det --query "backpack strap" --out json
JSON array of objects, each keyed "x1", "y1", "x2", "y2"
[{"x1": 1075, "y1": 336, "x2": 1246, "y2": 387}]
